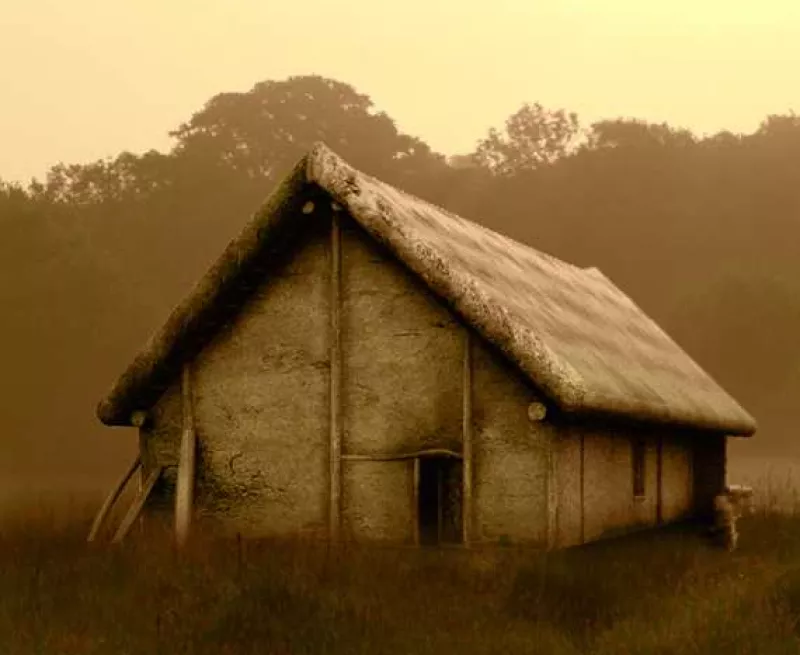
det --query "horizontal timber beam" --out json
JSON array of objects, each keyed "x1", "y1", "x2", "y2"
[{"x1": 342, "y1": 449, "x2": 463, "y2": 462}]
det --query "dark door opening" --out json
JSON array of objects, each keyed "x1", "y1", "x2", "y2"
[{"x1": 417, "y1": 456, "x2": 463, "y2": 546}]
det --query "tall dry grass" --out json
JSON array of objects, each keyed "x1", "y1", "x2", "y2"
[{"x1": 2, "y1": 466, "x2": 800, "y2": 654}]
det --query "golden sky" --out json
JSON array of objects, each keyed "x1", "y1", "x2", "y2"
[{"x1": 2, "y1": 0, "x2": 799, "y2": 183}]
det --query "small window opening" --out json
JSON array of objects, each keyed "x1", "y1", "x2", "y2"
[
  {"x1": 632, "y1": 438, "x2": 647, "y2": 498},
  {"x1": 417, "y1": 456, "x2": 463, "y2": 546}
]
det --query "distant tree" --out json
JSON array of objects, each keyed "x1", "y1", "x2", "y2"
[
  {"x1": 755, "y1": 112, "x2": 800, "y2": 140},
  {"x1": 586, "y1": 118, "x2": 696, "y2": 150},
  {"x1": 473, "y1": 103, "x2": 583, "y2": 176},
  {"x1": 28, "y1": 75, "x2": 446, "y2": 206},
  {"x1": 748, "y1": 112, "x2": 800, "y2": 169},
  {"x1": 700, "y1": 130, "x2": 744, "y2": 149},
  {"x1": 168, "y1": 74, "x2": 444, "y2": 188},
  {"x1": 0, "y1": 179, "x2": 28, "y2": 206},
  {"x1": 31, "y1": 160, "x2": 123, "y2": 205},
  {"x1": 28, "y1": 149, "x2": 178, "y2": 205}
]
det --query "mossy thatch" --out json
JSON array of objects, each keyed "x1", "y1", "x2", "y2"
[{"x1": 97, "y1": 143, "x2": 757, "y2": 436}]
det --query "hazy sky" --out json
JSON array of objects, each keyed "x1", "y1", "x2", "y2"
[{"x1": 2, "y1": 0, "x2": 799, "y2": 184}]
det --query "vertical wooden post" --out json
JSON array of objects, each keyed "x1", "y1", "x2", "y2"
[
  {"x1": 687, "y1": 434, "x2": 696, "y2": 505},
  {"x1": 137, "y1": 464, "x2": 144, "y2": 536},
  {"x1": 656, "y1": 435, "x2": 664, "y2": 525},
  {"x1": 580, "y1": 431, "x2": 586, "y2": 544},
  {"x1": 437, "y1": 463, "x2": 444, "y2": 544},
  {"x1": 413, "y1": 457, "x2": 421, "y2": 546},
  {"x1": 175, "y1": 363, "x2": 196, "y2": 547},
  {"x1": 329, "y1": 209, "x2": 343, "y2": 541},
  {"x1": 132, "y1": 413, "x2": 147, "y2": 536},
  {"x1": 721, "y1": 434, "x2": 728, "y2": 491},
  {"x1": 546, "y1": 434, "x2": 558, "y2": 550},
  {"x1": 461, "y1": 330, "x2": 473, "y2": 546}
]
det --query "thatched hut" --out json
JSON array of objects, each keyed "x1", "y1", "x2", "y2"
[{"x1": 92, "y1": 143, "x2": 756, "y2": 549}]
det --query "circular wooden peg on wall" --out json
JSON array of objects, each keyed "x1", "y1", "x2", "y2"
[
  {"x1": 527, "y1": 402, "x2": 547, "y2": 422},
  {"x1": 130, "y1": 410, "x2": 149, "y2": 428}
]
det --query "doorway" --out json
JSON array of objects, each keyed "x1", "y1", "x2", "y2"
[{"x1": 417, "y1": 456, "x2": 463, "y2": 546}]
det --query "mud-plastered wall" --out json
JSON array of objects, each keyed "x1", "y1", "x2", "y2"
[
  {"x1": 187, "y1": 218, "x2": 332, "y2": 538},
  {"x1": 340, "y1": 217, "x2": 463, "y2": 542},
  {"x1": 471, "y1": 339, "x2": 548, "y2": 546},
  {"x1": 582, "y1": 425, "x2": 660, "y2": 542},
  {"x1": 552, "y1": 426, "x2": 583, "y2": 548},
  {"x1": 660, "y1": 434, "x2": 694, "y2": 522}
]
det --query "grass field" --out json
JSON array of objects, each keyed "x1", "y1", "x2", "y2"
[{"x1": 1, "y1": 457, "x2": 800, "y2": 654}]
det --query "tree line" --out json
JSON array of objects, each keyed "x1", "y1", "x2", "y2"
[{"x1": 1, "y1": 74, "x2": 797, "y2": 490}]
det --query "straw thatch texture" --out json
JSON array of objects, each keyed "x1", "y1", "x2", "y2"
[{"x1": 98, "y1": 143, "x2": 757, "y2": 436}]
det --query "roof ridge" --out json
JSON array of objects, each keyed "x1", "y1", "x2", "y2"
[{"x1": 307, "y1": 141, "x2": 588, "y2": 277}]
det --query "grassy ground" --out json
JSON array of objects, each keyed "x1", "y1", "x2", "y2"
[{"x1": 1, "y1": 468, "x2": 800, "y2": 654}]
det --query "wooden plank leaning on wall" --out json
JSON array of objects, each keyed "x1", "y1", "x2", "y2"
[{"x1": 87, "y1": 455, "x2": 142, "y2": 543}]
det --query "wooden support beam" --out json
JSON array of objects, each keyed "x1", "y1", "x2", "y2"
[
  {"x1": 175, "y1": 363, "x2": 197, "y2": 547},
  {"x1": 112, "y1": 466, "x2": 162, "y2": 544},
  {"x1": 461, "y1": 330, "x2": 474, "y2": 546},
  {"x1": 87, "y1": 455, "x2": 141, "y2": 543},
  {"x1": 134, "y1": 412, "x2": 147, "y2": 536},
  {"x1": 342, "y1": 448, "x2": 462, "y2": 462},
  {"x1": 329, "y1": 209, "x2": 343, "y2": 541},
  {"x1": 413, "y1": 457, "x2": 421, "y2": 546},
  {"x1": 656, "y1": 435, "x2": 664, "y2": 525},
  {"x1": 546, "y1": 433, "x2": 558, "y2": 550},
  {"x1": 580, "y1": 431, "x2": 586, "y2": 544},
  {"x1": 437, "y1": 464, "x2": 444, "y2": 544}
]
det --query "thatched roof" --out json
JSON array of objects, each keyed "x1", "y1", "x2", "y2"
[{"x1": 97, "y1": 143, "x2": 757, "y2": 436}]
